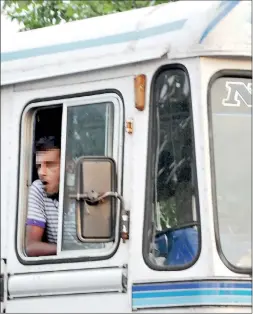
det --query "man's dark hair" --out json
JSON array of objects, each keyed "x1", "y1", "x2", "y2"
[{"x1": 35, "y1": 136, "x2": 61, "y2": 152}]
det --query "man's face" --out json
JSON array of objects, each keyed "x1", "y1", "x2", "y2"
[{"x1": 36, "y1": 148, "x2": 60, "y2": 195}]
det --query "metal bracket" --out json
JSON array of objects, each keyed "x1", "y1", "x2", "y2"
[
  {"x1": 122, "y1": 264, "x2": 128, "y2": 293},
  {"x1": 69, "y1": 191, "x2": 130, "y2": 241},
  {"x1": 0, "y1": 259, "x2": 7, "y2": 313},
  {"x1": 0, "y1": 274, "x2": 3, "y2": 303}
]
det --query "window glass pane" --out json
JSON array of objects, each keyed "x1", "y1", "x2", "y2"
[
  {"x1": 145, "y1": 68, "x2": 200, "y2": 268},
  {"x1": 62, "y1": 102, "x2": 114, "y2": 251},
  {"x1": 210, "y1": 76, "x2": 251, "y2": 269}
]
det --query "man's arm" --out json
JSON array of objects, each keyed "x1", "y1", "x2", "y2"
[
  {"x1": 25, "y1": 225, "x2": 57, "y2": 257},
  {"x1": 25, "y1": 180, "x2": 57, "y2": 257}
]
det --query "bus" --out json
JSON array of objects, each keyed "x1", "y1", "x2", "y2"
[{"x1": 1, "y1": 0, "x2": 251, "y2": 312}]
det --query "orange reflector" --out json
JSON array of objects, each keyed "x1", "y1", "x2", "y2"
[{"x1": 134, "y1": 74, "x2": 146, "y2": 111}]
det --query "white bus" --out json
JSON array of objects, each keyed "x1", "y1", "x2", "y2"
[{"x1": 1, "y1": 0, "x2": 251, "y2": 313}]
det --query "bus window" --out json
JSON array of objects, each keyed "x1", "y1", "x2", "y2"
[
  {"x1": 143, "y1": 66, "x2": 200, "y2": 269},
  {"x1": 62, "y1": 102, "x2": 114, "y2": 251},
  {"x1": 209, "y1": 74, "x2": 252, "y2": 271},
  {"x1": 17, "y1": 93, "x2": 122, "y2": 263}
]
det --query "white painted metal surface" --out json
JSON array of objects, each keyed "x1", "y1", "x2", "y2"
[
  {"x1": 8, "y1": 268, "x2": 123, "y2": 298},
  {"x1": 1, "y1": 1, "x2": 251, "y2": 85},
  {"x1": 7, "y1": 294, "x2": 130, "y2": 313}
]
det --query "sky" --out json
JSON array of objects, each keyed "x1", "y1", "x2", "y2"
[{"x1": 1, "y1": 3, "x2": 20, "y2": 45}]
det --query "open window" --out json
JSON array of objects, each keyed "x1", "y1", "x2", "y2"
[
  {"x1": 17, "y1": 93, "x2": 123, "y2": 263},
  {"x1": 32, "y1": 106, "x2": 63, "y2": 183}
]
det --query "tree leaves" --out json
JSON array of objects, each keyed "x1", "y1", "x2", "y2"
[{"x1": 2, "y1": 0, "x2": 175, "y2": 31}]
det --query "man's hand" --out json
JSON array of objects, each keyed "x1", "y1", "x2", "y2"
[{"x1": 25, "y1": 225, "x2": 57, "y2": 257}]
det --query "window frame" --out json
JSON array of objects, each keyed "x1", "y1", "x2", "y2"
[
  {"x1": 57, "y1": 95, "x2": 119, "y2": 256},
  {"x1": 15, "y1": 89, "x2": 124, "y2": 265},
  {"x1": 207, "y1": 69, "x2": 252, "y2": 275},
  {"x1": 142, "y1": 64, "x2": 202, "y2": 271}
]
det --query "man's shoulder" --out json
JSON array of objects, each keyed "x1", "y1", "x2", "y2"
[
  {"x1": 30, "y1": 180, "x2": 45, "y2": 196},
  {"x1": 31, "y1": 179, "x2": 43, "y2": 189}
]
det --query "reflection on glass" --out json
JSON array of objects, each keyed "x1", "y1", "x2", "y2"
[
  {"x1": 147, "y1": 68, "x2": 200, "y2": 268},
  {"x1": 62, "y1": 102, "x2": 114, "y2": 251}
]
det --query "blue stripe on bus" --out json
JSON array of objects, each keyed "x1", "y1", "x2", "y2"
[
  {"x1": 132, "y1": 280, "x2": 252, "y2": 309},
  {"x1": 132, "y1": 280, "x2": 252, "y2": 292},
  {"x1": 199, "y1": 0, "x2": 240, "y2": 43},
  {"x1": 132, "y1": 295, "x2": 251, "y2": 308},
  {"x1": 1, "y1": 19, "x2": 186, "y2": 62},
  {"x1": 133, "y1": 289, "x2": 251, "y2": 298}
]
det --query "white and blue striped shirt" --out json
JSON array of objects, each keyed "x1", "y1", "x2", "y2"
[
  {"x1": 26, "y1": 180, "x2": 104, "y2": 250},
  {"x1": 26, "y1": 180, "x2": 59, "y2": 243}
]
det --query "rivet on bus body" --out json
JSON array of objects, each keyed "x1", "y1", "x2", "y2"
[{"x1": 126, "y1": 119, "x2": 133, "y2": 134}]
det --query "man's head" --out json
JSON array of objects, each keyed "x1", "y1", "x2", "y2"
[{"x1": 35, "y1": 136, "x2": 61, "y2": 196}]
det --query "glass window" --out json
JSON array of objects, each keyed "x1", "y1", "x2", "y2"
[
  {"x1": 62, "y1": 102, "x2": 114, "y2": 251},
  {"x1": 18, "y1": 93, "x2": 123, "y2": 264},
  {"x1": 144, "y1": 67, "x2": 200, "y2": 269},
  {"x1": 209, "y1": 75, "x2": 251, "y2": 270}
]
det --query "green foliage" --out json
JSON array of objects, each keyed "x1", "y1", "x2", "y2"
[
  {"x1": 2, "y1": 0, "x2": 176, "y2": 31},
  {"x1": 159, "y1": 198, "x2": 177, "y2": 229}
]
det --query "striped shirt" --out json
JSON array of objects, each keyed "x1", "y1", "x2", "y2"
[
  {"x1": 26, "y1": 180, "x2": 105, "y2": 250},
  {"x1": 26, "y1": 180, "x2": 60, "y2": 243}
]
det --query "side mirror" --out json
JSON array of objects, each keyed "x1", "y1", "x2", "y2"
[{"x1": 72, "y1": 157, "x2": 117, "y2": 243}]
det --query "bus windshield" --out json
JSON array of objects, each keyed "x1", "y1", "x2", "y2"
[{"x1": 209, "y1": 74, "x2": 251, "y2": 270}]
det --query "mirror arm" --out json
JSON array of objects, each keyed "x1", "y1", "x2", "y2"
[
  {"x1": 69, "y1": 191, "x2": 124, "y2": 206},
  {"x1": 98, "y1": 192, "x2": 130, "y2": 242},
  {"x1": 69, "y1": 191, "x2": 130, "y2": 241}
]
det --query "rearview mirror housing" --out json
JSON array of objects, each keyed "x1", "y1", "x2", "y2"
[{"x1": 73, "y1": 156, "x2": 117, "y2": 243}]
